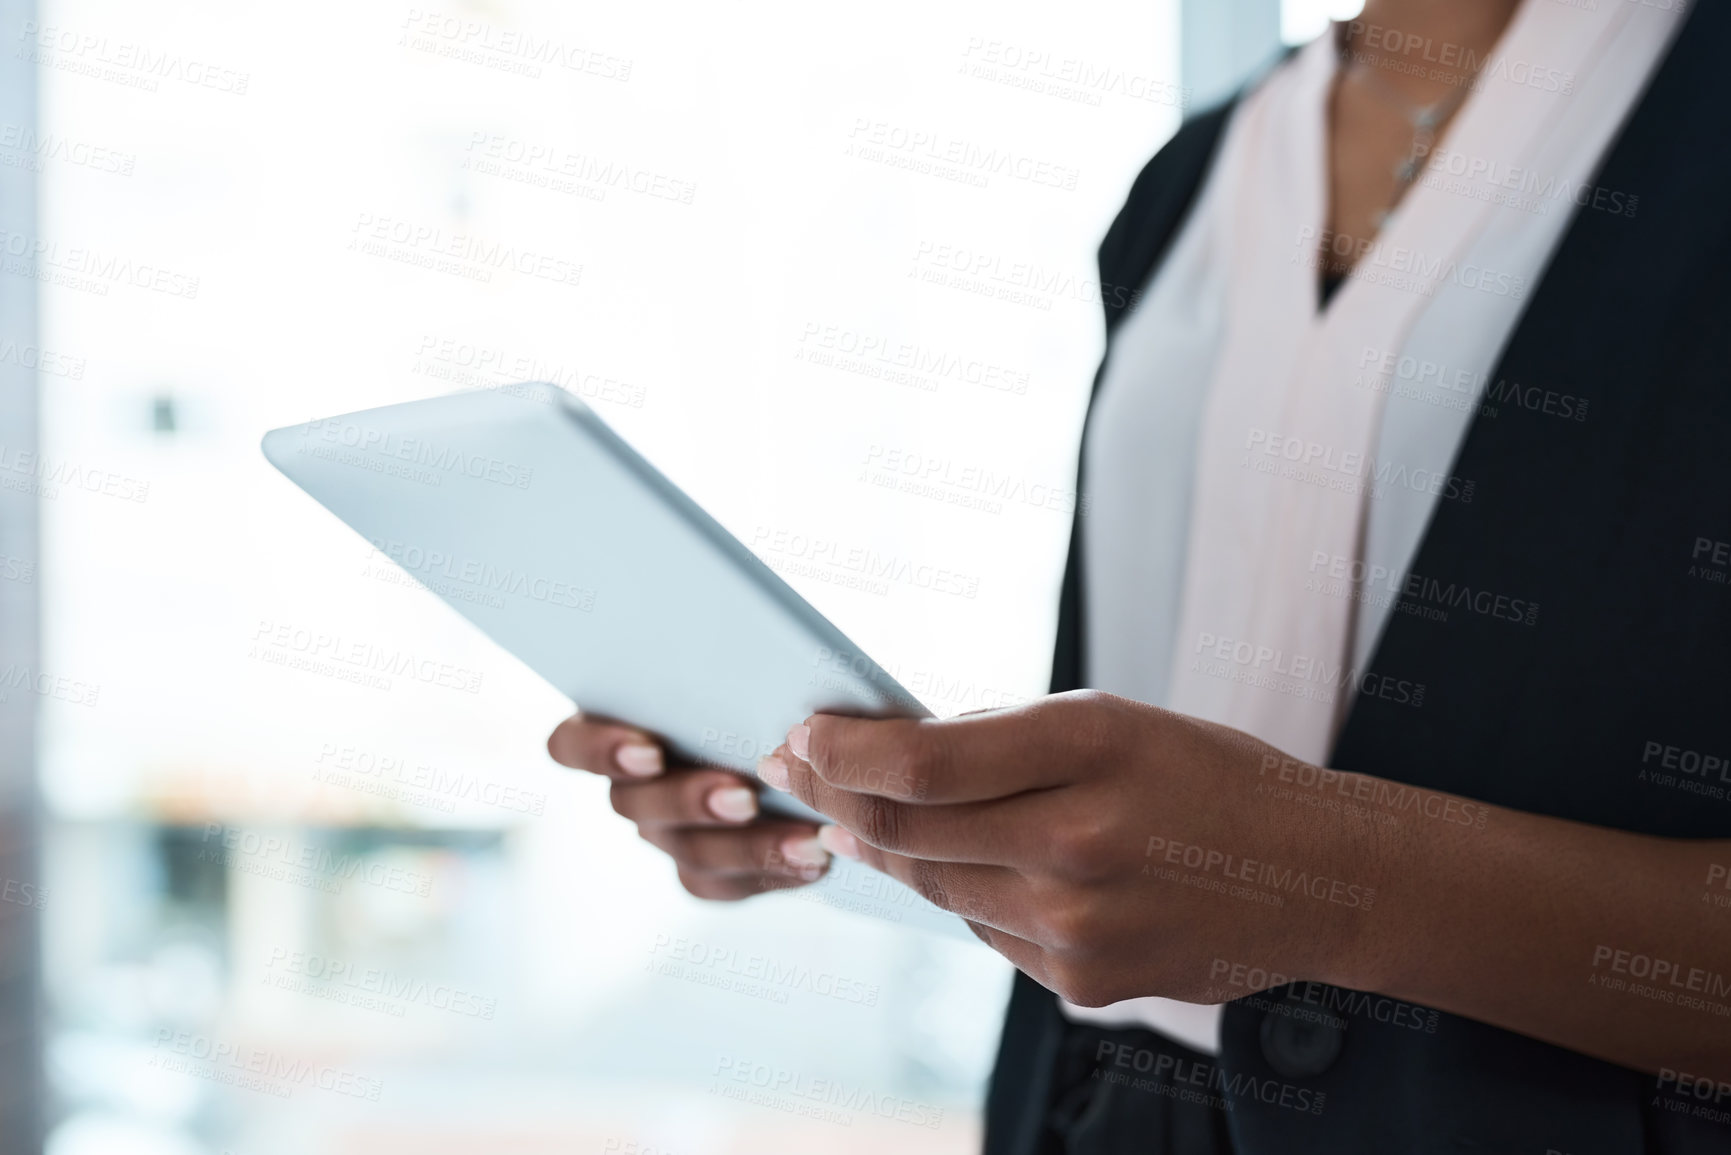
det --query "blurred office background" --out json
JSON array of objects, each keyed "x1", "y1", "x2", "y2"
[{"x1": 0, "y1": 0, "x2": 1353, "y2": 1150}]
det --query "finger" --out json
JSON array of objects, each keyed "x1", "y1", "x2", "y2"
[
  {"x1": 642, "y1": 821, "x2": 830, "y2": 882},
  {"x1": 547, "y1": 712, "x2": 666, "y2": 779},
  {"x1": 793, "y1": 693, "x2": 1110, "y2": 803},
  {"x1": 760, "y1": 743, "x2": 1026, "y2": 865},
  {"x1": 676, "y1": 866, "x2": 813, "y2": 902},
  {"x1": 965, "y1": 919, "x2": 1056, "y2": 989},
  {"x1": 611, "y1": 769, "x2": 762, "y2": 828},
  {"x1": 814, "y1": 825, "x2": 1044, "y2": 939}
]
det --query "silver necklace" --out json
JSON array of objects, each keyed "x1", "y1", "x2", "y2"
[{"x1": 1337, "y1": 30, "x2": 1474, "y2": 227}]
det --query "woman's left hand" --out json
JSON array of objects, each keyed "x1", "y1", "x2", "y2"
[{"x1": 757, "y1": 689, "x2": 1392, "y2": 1007}]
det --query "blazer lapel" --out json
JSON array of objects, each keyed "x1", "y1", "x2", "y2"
[{"x1": 1331, "y1": 0, "x2": 1731, "y2": 831}]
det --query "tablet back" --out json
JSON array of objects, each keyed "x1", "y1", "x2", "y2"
[{"x1": 261, "y1": 386, "x2": 928, "y2": 799}]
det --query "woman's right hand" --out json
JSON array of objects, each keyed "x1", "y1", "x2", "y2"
[{"x1": 546, "y1": 712, "x2": 831, "y2": 899}]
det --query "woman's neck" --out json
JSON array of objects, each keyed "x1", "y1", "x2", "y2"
[{"x1": 1342, "y1": 0, "x2": 1523, "y2": 102}]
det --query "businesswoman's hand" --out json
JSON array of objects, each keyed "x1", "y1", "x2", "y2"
[
  {"x1": 760, "y1": 689, "x2": 1372, "y2": 1006},
  {"x1": 763, "y1": 690, "x2": 1731, "y2": 1081},
  {"x1": 546, "y1": 713, "x2": 829, "y2": 899}
]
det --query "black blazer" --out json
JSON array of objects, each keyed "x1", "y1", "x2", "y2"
[{"x1": 987, "y1": 3, "x2": 1731, "y2": 1152}]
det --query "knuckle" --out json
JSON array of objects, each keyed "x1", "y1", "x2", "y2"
[
  {"x1": 854, "y1": 796, "x2": 904, "y2": 852},
  {"x1": 1047, "y1": 821, "x2": 1111, "y2": 882},
  {"x1": 1037, "y1": 894, "x2": 1099, "y2": 952},
  {"x1": 807, "y1": 724, "x2": 834, "y2": 776},
  {"x1": 946, "y1": 889, "x2": 997, "y2": 926},
  {"x1": 1054, "y1": 689, "x2": 1127, "y2": 757},
  {"x1": 906, "y1": 857, "x2": 950, "y2": 909},
  {"x1": 899, "y1": 732, "x2": 947, "y2": 801},
  {"x1": 1048, "y1": 959, "x2": 1114, "y2": 1009},
  {"x1": 787, "y1": 761, "x2": 822, "y2": 809}
]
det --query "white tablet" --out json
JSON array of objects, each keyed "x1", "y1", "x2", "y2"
[{"x1": 262, "y1": 385, "x2": 964, "y2": 936}]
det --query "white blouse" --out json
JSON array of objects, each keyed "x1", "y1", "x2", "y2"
[{"x1": 1069, "y1": 0, "x2": 1684, "y2": 1052}]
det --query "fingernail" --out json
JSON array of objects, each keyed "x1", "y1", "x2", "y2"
[
  {"x1": 616, "y1": 743, "x2": 663, "y2": 777},
  {"x1": 818, "y1": 824, "x2": 861, "y2": 860},
  {"x1": 706, "y1": 786, "x2": 757, "y2": 823},
  {"x1": 780, "y1": 835, "x2": 829, "y2": 871},
  {"x1": 787, "y1": 723, "x2": 810, "y2": 761},
  {"x1": 757, "y1": 754, "x2": 790, "y2": 791}
]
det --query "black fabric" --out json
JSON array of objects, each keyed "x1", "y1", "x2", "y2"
[
  {"x1": 1317, "y1": 270, "x2": 1347, "y2": 310},
  {"x1": 1223, "y1": 2, "x2": 1731, "y2": 1150},
  {"x1": 985, "y1": 100, "x2": 1236, "y2": 1155},
  {"x1": 985, "y1": 98, "x2": 1235, "y2": 1155},
  {"x1": 987, "y1": 2, "x2": 1731, "y2": 1152},
  {"x1": 1044, "y1": 1023, "x2": 1237, "y2": 1155},
  {"x1": 983, "y1": 976, "x2": 1236, "y2": 1155}
]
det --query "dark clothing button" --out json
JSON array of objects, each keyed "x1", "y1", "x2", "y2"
[
  {"x1": 1259, "y1": 1007, "x2": 1345, "y2": 1078},
  {"x1": 1036, "y1": 1019, "x2": 1236, "y2": 1155}
]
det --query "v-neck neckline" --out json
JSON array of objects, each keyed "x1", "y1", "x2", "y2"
[{"x1": 1297, "y1": 0, "x2": 1634, "y2": 333}]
